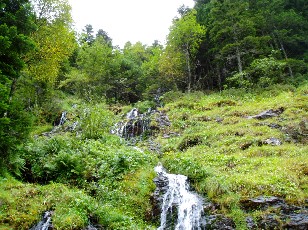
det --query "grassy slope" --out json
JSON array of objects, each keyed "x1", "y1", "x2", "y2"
[
  {"x1": 0, "y1": 84, "x2": 307, "y2": 229},
  {"x1": 0, "y1": 100, "x2": 158, "y2": 229},
  {"x1": 158, "y1": 84, "x2": 308, "y2": 227}
]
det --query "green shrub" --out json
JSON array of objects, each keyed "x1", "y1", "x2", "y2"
[{"x1": 79, "y1": 103, "x2": 115, "y2": 139}]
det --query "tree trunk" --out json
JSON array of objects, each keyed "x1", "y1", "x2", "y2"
[
  {"x1": 185, "y1": 44, "x2": 192, "y2": 93},
  {"x1": 273, "y1": 29, "x2": 293, "y2": 78},
  {"x1": 236, "y1": 46, "x2": 243, "y2": 74},
  {"x1": 3, "y1": 77, "x2": 17, "y2": 118},
  {"x1": 279, "y1": 41, "x2": 294, "y2": 78},
  {"x1": 217, "y1": 64, "x2": 222, "y2": 91}
]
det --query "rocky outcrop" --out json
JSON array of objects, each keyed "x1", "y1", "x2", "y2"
[
  {"x1": 247, "y1": 108, "x2": 285, "y2": 120},
  {"x1": 111, "y1": 108, "x2": 171, "y2": 141},
  {"x1": 241, "y1": 196, "x2": 308, "y2": 229}
]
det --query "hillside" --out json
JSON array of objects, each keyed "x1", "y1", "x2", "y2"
[
  {"x1": 158, "y1": 84, "x2": 308, "y2": 228},
  {"x1": 0, "y1": 84, "x2": 307, "y2": 229}
]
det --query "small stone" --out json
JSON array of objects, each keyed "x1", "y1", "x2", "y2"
[
  {"x1": 263, "y1": 137, "x2": 282, "y2": 146},
  {"x1": 246, "y1": 216, "x2": 257, "y2": 229}
]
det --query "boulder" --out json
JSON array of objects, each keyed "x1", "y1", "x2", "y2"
[{"x1": 247, "y1": 108, "x2": 284, "y2": 120}]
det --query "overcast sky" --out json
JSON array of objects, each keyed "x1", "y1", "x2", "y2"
[{"x1": 68, "y1": 0, "x2": 195, "y2": 48}]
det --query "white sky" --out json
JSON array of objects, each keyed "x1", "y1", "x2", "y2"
[{"x1": 68, "y1": 0, "x2": 195, "y2": 48}]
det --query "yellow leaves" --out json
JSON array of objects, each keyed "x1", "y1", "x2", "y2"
[{"x1": 26, "y1": 24, "x2": 76, "y2": 84}]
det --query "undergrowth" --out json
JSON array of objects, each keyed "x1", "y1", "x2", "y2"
[{"x1": 0, "y1": 83, "x2": 307, "y2": 229}]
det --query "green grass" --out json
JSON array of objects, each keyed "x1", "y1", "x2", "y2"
[
  {"x1": 158, "y1": 83, "x2": 308, "y2": 228},
  {"x1": 0, "y1": 177, "x2": 92, "y2": 229},
  {"x1": 1, "y1": 84, "x2": 307, "y2": 229}
]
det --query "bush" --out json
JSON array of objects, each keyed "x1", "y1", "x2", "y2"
[
  {"x1": 79, "y1": 103, "x2": 115, "y2": 139},
  {"x1": 0, "y1": 97, "x2": 33, "y2": 176}
]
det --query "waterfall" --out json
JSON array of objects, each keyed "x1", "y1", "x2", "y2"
[
  {"x1": 30, "y1": 211, "x2": 52, "y2": 230},
  {"x1": 154, "y1": 165, "x2": 205, "y2": 230},
  {"x1": 58, "y1": 111, "x2": 67, "y2": 126},
  {"x1": 111, "y1": 107, "x2": 170, "y2": 142},
  {"x1": 111, "y1": 108, "x2": 153, "y2": 141}
]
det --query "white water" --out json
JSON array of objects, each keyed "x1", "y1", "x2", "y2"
[
  {"x1": 40, "y1": 211, "x2": 52, "y2": 230},
  {"x1": 58, "y1": 111, "x2": 67, "y2": 125},
  {"x1": 111, "y1": 108, "x2": 152, "y2": 140},
  {"x1": 30, "y1": 211, "x2": 52, "y2": 230},
  {"x1": 155, "y1": 165, "x2": 204, "y2": 230}
]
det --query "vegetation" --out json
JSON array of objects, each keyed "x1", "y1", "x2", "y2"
[
  {"x1": 0, "y1": 0, "x2": 307, "y2": 229},
  {"x1": 158, "y1": 84, "x2": 308, "y2": 226}
]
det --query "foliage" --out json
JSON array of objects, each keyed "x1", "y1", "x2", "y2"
[
  {"x1": 160, "y1": 9, "x2": 205, "y2": 91},
  {"x1": 0, "y1": 0, "x2": 36, "y2": 175},
  {"x1": 12, "y1": 125, "x2": 158, "y2": 229},
  {"x1": 0, "y1": 177, "x2": 97, "y2": 229},
  {"x1": 194, "y1": 0, "x2": 308, "y2": 89},
  {"x1": 78, "y1": 103, "x2": 115, "y2": 139},
  {"x1": 25, "y1": 0, "x2": 76, "y2": 85}
]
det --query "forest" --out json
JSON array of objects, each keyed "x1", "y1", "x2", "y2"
[{"x1": 0, "y1": 0, "x2": 307, "y2": 229}]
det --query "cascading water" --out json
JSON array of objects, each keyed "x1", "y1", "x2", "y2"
[
  {"x1": 30, "y1": 211, "x2": 52, "y2": 230},
  {"x1": 58, "y1": 111, "x2": 67, "y2": 126},
  {"x1": 111, "y1": 107, "x2": 170, "y2": 142},
  {"x1": 154, "y1": 165, "x2": 206, "y2": 230}
]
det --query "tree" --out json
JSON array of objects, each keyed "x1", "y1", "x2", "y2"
[
  {"x1": 115, "y1": 42, "x2": 149, "y2": 102},
  {"x1": 96, "y1": 29, "x2": 112, "y2": 46},
  {"x1": 0, "y1": 0, "x2": 36, "y2": 174},
  {"x1": 250, "y1": 0, "x2": 308, "y2": 79},
  {"x1": 80, "y1": 24, "x2": 95, "y2": 45},
  {"x1": 162, "y1": 9, "x2": 205, "y2": 92},
  {"x1": 21, "y1": 0, "x2": 76, "y2": 111},
  {"x1": 193, "y1": 0, "x2": 308, "y2": 89},
  {"x1": 140, "y1": 44, "x2": 164, "y2": 99},
  {"x1": 61, "y1": 38, "x2": 115, "y2": 101}
]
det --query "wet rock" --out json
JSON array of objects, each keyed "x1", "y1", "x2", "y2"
[
  {"x1": 82, "y1": 225, "x2": 98, "y2": 230},
  {"x1": 247, "y1": 108, "x2": 284, "y2": 120},
  {"x1": 162, "y1": 132, "x2": 180, "y2": 139},
  {"x1": 283, "y1": 213, "x2": 308, "y2": 229},
  {"x1": 267, "y1": 123, "x2": 282, "y2": 129},
  {"x1": 299, "y1": 119, "x2": 308, "y2": 136},
  {"x1": 112, "y1": 108, "x2": 170, "y2": 141},
  {"x1": 156, "y1": 111, "x2": 171, "y2": 128},
  {"x1": 241, "y1": 196, "x2": 308, "y2": 229},
  {"x1": 246, "y1": 217, "x2": 257, "y2": 229},
  {"x1": 203, "y1": 201, "x2": 216, "y2": 214},
  {"x1": 257, "y1": 214, "x2": 281, "y2": 229},
  {"x1": 147, "y1": 139, "x2": 162, "y2": 155},
  {"x1": 241, "y1": 196, "x2": 284, "y2": 211},
  {"x1": 282, "y1": 120, "x2": 308, "y2": 144},
  {"x1": 152, "y1": 171, "x2": 169, "y2": 222},
  {"x1": 205, "y1": 215, "x2": 235, "y2": 230},
  {"x1": 257, "y1": 122, "x2": 282, "y2": 129},
  {"x1": 215, "y1": 117, "x2": 224, "y2": 123},
  {"x1": 263, "y1": 138, "x2": 282, "y2": 146}
]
